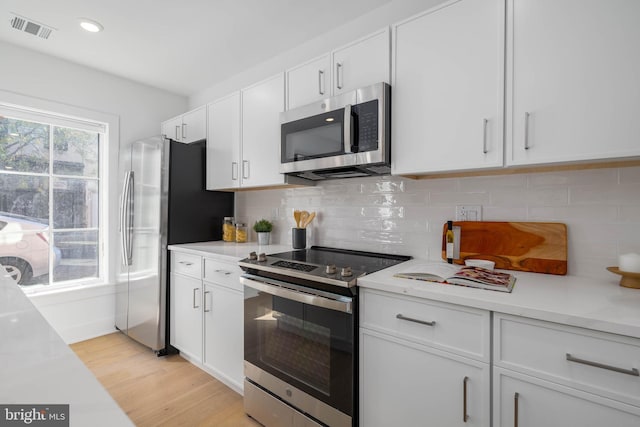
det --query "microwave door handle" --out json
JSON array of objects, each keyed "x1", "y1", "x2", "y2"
[{"x1": 343, "y1": 104, "x2": 352, "y2": 153}]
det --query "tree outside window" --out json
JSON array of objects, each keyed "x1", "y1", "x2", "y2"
[{"x1": 0, "y1": 114, "x2": 101, "y2": 286}]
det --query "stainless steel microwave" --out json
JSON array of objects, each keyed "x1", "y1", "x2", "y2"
[{"x1": 279, "y1": 82, "x2": 390, "y2": 180}]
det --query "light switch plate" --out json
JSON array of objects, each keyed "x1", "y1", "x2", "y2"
[{"x1": 455, "y1": 205, "x2": 482, "y2": 221}]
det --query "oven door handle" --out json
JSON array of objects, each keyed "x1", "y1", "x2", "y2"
[{"x1": 240, "y1": 275, "x2": 353, "y2": 314}]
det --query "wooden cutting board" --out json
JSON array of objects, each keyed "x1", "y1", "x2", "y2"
[{"x1": 441, "y1": 221, "x2": 568, "y2": 275}]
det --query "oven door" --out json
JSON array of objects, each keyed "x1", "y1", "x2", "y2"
[{"x1": 242, "y1": 273, "x2": 355, "y2": 420}]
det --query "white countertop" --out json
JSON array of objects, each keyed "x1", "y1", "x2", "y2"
[
  {"x1": 167, "y1": 242, "x2": 640, "y2": 339},
  {"x1": 359, "y1": 259, "x2": 640, "y2": 339},
  {"x1": 0, "y1": 270, "x2": 133, "y2": 426},
  {"x1": 168, "y1": 241, "x2": 293, "y2": 262}
]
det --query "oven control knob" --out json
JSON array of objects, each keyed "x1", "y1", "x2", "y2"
[
  {"x1": 341, "y1": 266, "x2": 353, "y2": 277},
  {"x1": 258, "y1": 253, "x2": 267, "y2": 262},
  {"x1": 325, "y1": 264, "x2": 337, "y2": 275},
  {"x1": 248, "y1": 251, "x2": 257, "y2": 260}
]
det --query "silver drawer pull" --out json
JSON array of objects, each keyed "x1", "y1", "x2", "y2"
[
  {"x1": 179, "y1": 261, "x2": 193, "y2": 266},
  {"x1": 566, "y1": 353, "x2": 639, "y2": 377},
  {"x1": 214, "y1": 269, "x2": 231, "y2": 276},
  {"x1": 396, "y1": 313, "x2": 436, "y2": 327}
]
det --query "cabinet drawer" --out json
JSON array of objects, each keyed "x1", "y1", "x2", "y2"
[
  {"x1": 495, "y1": 313, "x2": 640, "y2": 407},
  {"x1": 360, "y1": 289, "x2": 490, "y2": 362},
  {"x1": 170, "y1": 251, "x2": 202, "y2": 278},
  {"x1": 203, "y1": 257, "x2": 241, "y2": 291}
]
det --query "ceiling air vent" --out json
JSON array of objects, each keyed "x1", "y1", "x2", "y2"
[{"x1": 10, "y1": 13, "x2": 55, "y2": 39}]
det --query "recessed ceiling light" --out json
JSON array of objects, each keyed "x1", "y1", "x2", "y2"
[{"x1": 79, "y1": 18, "x2": 103, "y2": 33}]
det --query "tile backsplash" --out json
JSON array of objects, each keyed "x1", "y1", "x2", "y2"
[{"x1": 235, "y1": 165, "x2": 640, "y2": 280}]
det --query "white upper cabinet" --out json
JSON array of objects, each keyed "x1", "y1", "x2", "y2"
[
  {"x1": 332, "y1": 27, "x2": 390, "y2": 96},
  {"x1": 507, "y1": 0, "x2": 640, "y2": 166},
  {"x1": 181, "y1": 107, "x2": 207, "y2": 143},
  {"x1": 161, "y1": 106, "x2": 207, "y2": 143},
  {"x1": 286, "y1": 54, "x2": 331, "y2": 110},
  {"x1": 241, "y1": 73, "x2": 287, "y2": 188},
  {"x1": 206, "y1": 92, "x2": 241, "y2": 190},
  {"x1": 286, "y1": 28, "x2": 390, "y2": 110},
  {"x1": 161, "y1": 116, "x2": 183, "y2": 142},
  {"x1": 392, "y1": 0, "x2": 505, "y2": 175},
  {"x1": 206, "y1": 74, "x2": 288, "y2": 190}
]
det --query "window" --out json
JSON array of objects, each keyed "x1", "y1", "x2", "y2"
[{"x1": 0, "y1": 105, "x2": 105, "y2": 287}]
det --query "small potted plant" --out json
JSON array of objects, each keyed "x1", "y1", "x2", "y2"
[{"x1": 253, "y1": 219, "x2": 273, "y2": 245}]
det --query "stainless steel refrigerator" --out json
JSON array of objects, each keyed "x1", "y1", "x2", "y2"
[{"x1": 115, "y1": 136, "x2": 233, "y2": 353}]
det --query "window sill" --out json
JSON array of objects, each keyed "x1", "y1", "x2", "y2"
[{"x1": 23, "y1": 279, "x2": 116, "y2": 302}]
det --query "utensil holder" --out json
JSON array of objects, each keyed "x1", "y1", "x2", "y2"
[{"x1": 292, "y1": 228, "x2": 306, "y2": 249}]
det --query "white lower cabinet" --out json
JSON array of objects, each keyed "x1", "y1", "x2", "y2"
[
  {"x1": 202, "y1": 257, "x2": 244, "y2": 392},
  {"x1": 169, "y1": 250, "x2": 244, "y2": 393},
  {"x1": 170, "y1": 272, "x2": 203, "y2": 362},
  {"x1": 360, "y1": 329, "x2": 490, "y2": 426},
  {"x1": 359, "y1": 288, "x2": 490, "y2": 426},
  {"x1": 493, "y1": 313, "x2": 640, "y2": 426},
  {"x1": 494, "y1": 367, "x2": 640, "y2": 427}
]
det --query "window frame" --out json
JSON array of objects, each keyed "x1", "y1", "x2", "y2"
[{"x1": 0, "y1": 93, "x2": 117, "y2": 294}]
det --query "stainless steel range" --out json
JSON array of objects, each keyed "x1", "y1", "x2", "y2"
[{"x1": 239, "y1": 246, "x2": 411, "y2": 427}]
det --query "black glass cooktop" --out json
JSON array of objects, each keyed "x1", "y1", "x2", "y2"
[{"x1": 268, "y1": 246, "x2": 412, "y2": 275}]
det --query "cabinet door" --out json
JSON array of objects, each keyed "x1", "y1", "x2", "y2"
[
  {"x1": 332, "y1": 28, "x2": 390, "y2": 95},
  {"x1": 206, "y1": 93, "x2": 241, "y2": 190},
  {"x1": 286, "y1": 54, "x2": 331, "y2": 109},
  {"x1": 360, "y1": 329, "x2": 490, "y2": 427},
  {"x1": 494, "y1": 367, "x2": 640, "y2": 427},
  {"x1": 203, "y1": 282, "x2": 244, "y2": 391},
  {"x1": 392, "y1": 0, "x2": 504, "y2": 175},
  {"x1": 169, "y1": 272, "x2": 202, "y2": 362},
  {"x1": 241, "y1": 73, "x2": 286, "y2": 188},
  {"x1": 161, "y1": 116, "x2": 183, "y2": 142},
  {"x1": 181, "y1": 106, "x2": 206, "y2": 143},
  {"x1": 507, "y1": 0, "x2": 640, "y2": 165}
]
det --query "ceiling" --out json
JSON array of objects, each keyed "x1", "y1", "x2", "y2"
[{"x1": 0, "y1": 0, "x2": 391, "y2": 97}]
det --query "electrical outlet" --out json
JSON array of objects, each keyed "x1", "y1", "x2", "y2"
[{"x1": 455, "y1": 205, "x2": 482, "y2": 221}]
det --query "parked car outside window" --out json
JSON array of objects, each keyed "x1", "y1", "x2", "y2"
[{"x1": 0, "y1": 212, "x2": 61, "y2": 284}]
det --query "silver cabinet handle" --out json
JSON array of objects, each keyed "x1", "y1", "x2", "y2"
[
  {"x1": 524, "y1": 112, "x2": 531, "y2": 150},
  {"x1": 178, "y1": 261, "x2": 193, "y2": 266},
  {"x1": 182, "y1": 123, "x2": 187, "y2": 140},
  {"x1": 396, "y1": 313, "x2": 436, "y2": 327},
  {"x1": 482, "y1": 118, "x2": 489, "y2": 154},
  {"x1": 343, "y1": 104, "x2": 352, "y2": 154},
  {"x1": 566, "y1": 353, "x2": 639, "y2": 376},
  {"x1": 514, "y1": 392, "x2": 519, "y2": 427},
  {"x1": 204, "y1": 290, "x2": 211, "y2": 312},
  {"x1": 242, "y1": 160, "x2": 250, "y2": 180},
  {"x1": 175, "y1": 125, "x2": 180, "y2": 141},
  {"x1": 336, "y1": 62, "x2": 343, "y2": 90},
  {"x1": 214, "y1": 269, "x2": 232, "y2": 276},
  {"x1": 232, "y1": 161, "x2": 238, "y2": 181},
  {"x1": 318, "y1": 70, "x2": 325, "y2": 95},
  {"x1": 463, "y1": 376, "x2": 469, "y2": 422},
  {"x1": 193, "y1": 288, "x2": 200, "y2": 309}
]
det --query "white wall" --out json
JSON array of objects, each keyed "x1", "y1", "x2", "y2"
[
  {"x1": 0, "y1": 40, "x2": 188, "y2": 343},
  {"x1": 189, "y1": 0, "x2": 443, "y2": 107},
  {"x1": 236, "y1": 166, "x2": 640, "y2": 282}
]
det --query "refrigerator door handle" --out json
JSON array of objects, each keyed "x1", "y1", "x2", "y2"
[
  {"x1": 126, "y1": 171, "x2": 134, "y2": 265},
  {"x1": 121, "y1": 171, "x2": 134, "y2": 266},
  {"x1": 120, "y1": 171, "x2": 131, "y2": 266}
]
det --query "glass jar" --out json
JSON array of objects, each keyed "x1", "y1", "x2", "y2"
[
  {"x1": 235, "y1": 223, "x2": 247, "y2": 243},
  {"x1": 222, "y1": 217, "x2": 235, "y2": 242}
]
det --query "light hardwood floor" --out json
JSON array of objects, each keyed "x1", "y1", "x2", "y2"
[{"x1": 71, "y1": 332, "x2": 260, "y2": 427}]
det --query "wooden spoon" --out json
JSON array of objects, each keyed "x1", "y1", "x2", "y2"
[
  {"x1": 301, "y1": 211, "x2": 316, "y2": 228},
  {"x1": 299, "y1": 211, "x2": 309, "y2": 228},
  {"x1": 293, "y1": 210, "x2": 301, "y2": 228}
]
